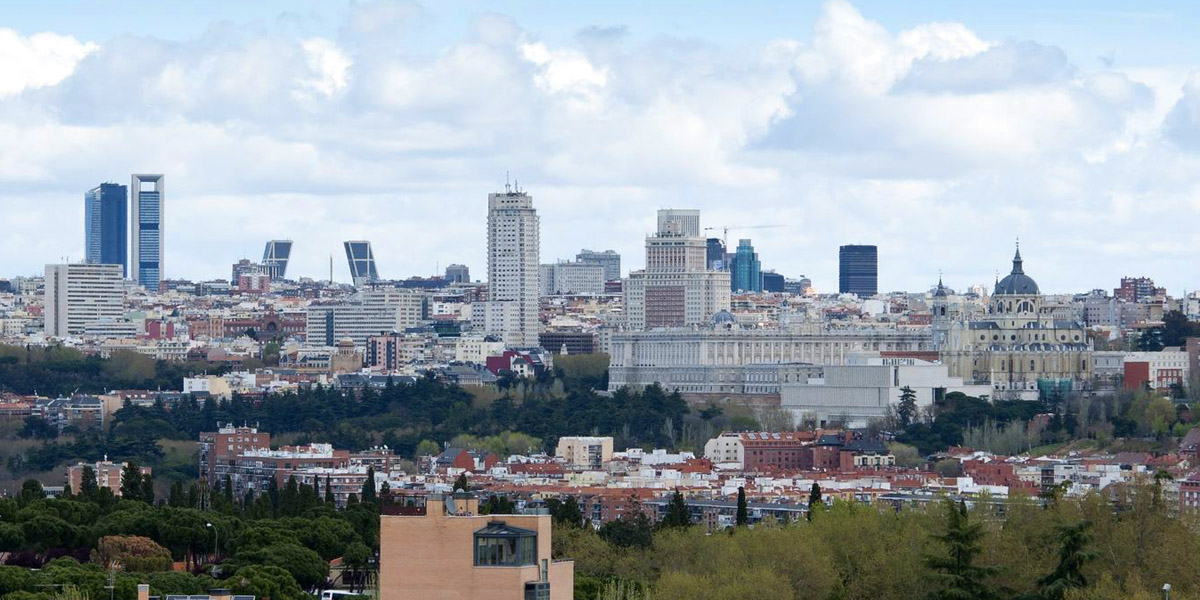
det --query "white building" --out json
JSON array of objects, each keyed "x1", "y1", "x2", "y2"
[
  {"x1": 703, "y1": 432, "x2": 745, "y2": 467},
  {"x1": 555, "y1": 436, "x2": 614, "y2": 469},
  {"x1": 540, "y1": 262, "x2": 605, "y2": 296},
  {"x1": 608, "y1": 316, "x2": 931, "y2": 398},
  {"x1": 482, "y1": 190, "x2": 540, "y2": 347},
  {"x1": 44, "y1": 263, "x2": 126, "y2": 338},
  {"x1": 780, "y1": 362, "x2": 991, "y2": 428},
  {"x1": 623, "y1": 209, "x2": 730, "y2": 330},
  {"x1": 1123, "y1": 349, "x2": 1190, "y2": 390},
  {"x1": 454, "y1": 335, "x2": 507, "y2": 364},
  {"x1": 306, "y1": 288, "x2": 425, "y2": 347}
]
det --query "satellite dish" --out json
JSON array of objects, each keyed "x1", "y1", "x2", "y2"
[{"x1": 444, "y1": 494, "x2": 456, "y2": 515}]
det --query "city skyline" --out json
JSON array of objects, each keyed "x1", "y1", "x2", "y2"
[{"x1": 4, "y1": 1, "x2": 1200, "y2": 293}]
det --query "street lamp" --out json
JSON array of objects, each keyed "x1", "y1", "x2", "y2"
[
  {"x1": 1163, "y1": 583, "x2": 1172, "y2": 600},
  {"x1": 206, "y1": 522, "x2": 219, "y2": 561}
]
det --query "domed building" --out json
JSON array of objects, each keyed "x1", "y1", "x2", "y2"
[{"x1": 938, "y1": 246, "x2": 1092, "y2": 399}]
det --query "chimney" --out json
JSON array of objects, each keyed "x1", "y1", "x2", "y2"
[{"x1": 137, "y1": 585, "x2": 149, "y2": 600}]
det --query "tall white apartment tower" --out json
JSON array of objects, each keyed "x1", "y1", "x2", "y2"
[
  {"x1": 483, "y1": 188, "x2": 541, "y2": 347},
  {"x1": 44, "y1": 263, "x2": 125, "y2": 337}
]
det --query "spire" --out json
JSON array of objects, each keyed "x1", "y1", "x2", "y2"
[{"x1": 1011, "y1": 240, "x2": 1024, "y2": 275}]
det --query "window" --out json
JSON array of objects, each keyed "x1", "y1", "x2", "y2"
[{"x1": 474, "y1": 521, "x2": 538, "y2": 567}]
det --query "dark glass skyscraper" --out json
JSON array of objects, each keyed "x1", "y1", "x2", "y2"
[
  {"x1": 85, "y1": 183, "x2": 128, "y2": 277},
  {"x1": 344, "y1": 240, "x2": 379, "y2": 287},
  {"x1": 730, "y1": 239, "x2": 762, "y2": 292},
  {"x1": 839, "y1": 245, "x2": 878, "y2": 297},
  {"x1": 262, "y1": 240, "x2": 293, "y2": 280},
  {"x1": 705, "y1": 238, "x2": 726, "y2": 270}
]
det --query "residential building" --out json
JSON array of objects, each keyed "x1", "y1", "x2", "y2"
[
  {"x1": 555, "y1": 436, "x2": 614, "y2": 469},
  {"x1": 198, "y1": 424, "x2": 271, "y2": 488},
  {"x1": 538, "y1": 330, "x2": 597, "y2": 355},
  {"x1": 1115, "y1": 276, "x2": 1165, "y2": 303},
  {"x1": 1123, "y1": 349, "x2": 1190, "y2": 391},
  {"x1": 445, "y1": 264, "x2": 470, "y2": 283},
  {"x1": 730, "y1": 239, "x2": 762, "y2": 292},
  {"x1": 379, "y1": 493, "x2": 573, "y2": 600},
  {"x1": 44, "y1": 263, "x2": 125, "y2": 337},
  {"x1": 540, "y1": 262, "x2": 605, "y2": 296},
  {"x1": 66, "y1": 459, "x2": 150, "y2": 497},
  {"x1": 575, "y1": 249, "x2": 621, "y2": 281},
  {"x1": 262, "y1": 240, "x2": 293, "y2": 280},
  {"x1": 306, "y1": 288, "x2": 426, "y2": 347},
  {"x1": 344, "y1": 240, "x2": 380, "y2": 287},
  {"x1": 483, "y1": 189, "x2": 540, "y2": 347},
  {"x1": 838, "y1": 245, "x2": 877, "y2": 297},
  {"x1": 130, "y1": 174, "x2": 164, "y2": 290},
  {"x1": 623, "y1": 209, "x2": 731, "y2": 330},
  {"x1": 209, "y1": 442, "x2": 350, "y2": 498},
  {"x1": 84, "y1": 183, "x2": 128, "y2": 277}
]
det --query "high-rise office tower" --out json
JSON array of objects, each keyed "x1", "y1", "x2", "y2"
[
  {"x1": 130, "y1": 174, "x2": 164, "y2": 290},
  {"x1": 838, "y1": 244, "x2": 878, "y2": 297},
  {"x1": 262, "y1": 240, "x2": 293, "y2": 280},
  {"x1": 44, "y1": 263, "x2": 125, "y2": 337},
  {"x1": 478, "y1": 188, "x2": 540, "y2": 347},
  {"x1": 575, "y1": 249, "x2": 621, "y2": 281},
  {"x1": 730, "y1": 239, "x2": 762, "y2": 292},
  {"x1": 85, "y1": 183, "x2": 128, "y2": 277},
  {"x1": 623, "y1": 209, "x2": 730, "y2": 329},
  {"x1": 344, "y1": 240, "x2": 379, "y2": 288},
  {"x1": 445, "y1": 264, "x2": 470, "y2": 283}
]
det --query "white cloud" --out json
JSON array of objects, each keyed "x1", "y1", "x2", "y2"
[
  {"x1": 0, "y1": 28, "x2": 97, "y2": 96},
  {"x1": 1, "y1": 1, "x2": 1198, "y2": 294}
]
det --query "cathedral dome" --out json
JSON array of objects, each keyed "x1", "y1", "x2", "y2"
[
  {"x1": 994, "y1": 247, "x2": 1039, "y2": 295},
  {"x1": 711, "y1": 310, "x2": 736, "y2": 326}
]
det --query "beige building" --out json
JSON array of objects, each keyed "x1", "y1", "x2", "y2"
[
  {"x1": 555, "y1": 436, "x2": 614, "y2": 469},
  {"x1": 67, "y1": 459, "x2": 150, "y2": 496},
  {"x1": 380, "y1": 493, "x2": 573, "y2": 600},
  {"x1": 623, "y1": 209, "x2": 731, "y2": 330},
  {"x1": 936, "y1": 247, "x2": 1092, "y2": 398}
]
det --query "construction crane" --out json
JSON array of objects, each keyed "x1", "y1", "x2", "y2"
[{"x1": 703, "y1": 224, "x2": 785, "y2": 250}]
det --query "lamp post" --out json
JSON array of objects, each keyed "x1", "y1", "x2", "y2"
[
  {"x1": 1163, "y1": 583, "x2": 1172, "y2": 600},
  {"x1": 206, "y1": 522, "x2": 219, "y2": 561}
]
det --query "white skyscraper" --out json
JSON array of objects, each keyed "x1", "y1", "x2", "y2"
[
  {"x1": 44, "y1": 263, "x2": 126, "y2": 338},
  {"x1": 624, "y1": 209, "x2": 730, "y2": 330},
  {"x1": 480, "y1": 188, "x2": 540, "y2": 347}
]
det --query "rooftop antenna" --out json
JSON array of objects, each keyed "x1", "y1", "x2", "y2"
[
  {"x1": 329, "y1": 254, "x2": 333, "y2": 283},
  {"x1": 505, "y1": 171, "x2": 511, "y2": 194}
]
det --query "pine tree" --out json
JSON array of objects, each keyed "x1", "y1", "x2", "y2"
[
  {"x1": 736, "y1": 486, "x2": 749, "y2": 526},
  {"x1": 119, "y1": 462, "x2": 143, "y2": 501},
  {"x1": 926, "y1": 499, "x2": 997, "y2": 600},
  {"x1": 807, "y1": 482, "x2": 822, "y2": 521},
  {"x1": 223, "y1": 475, "x2": 234, "y2": 505},
  {"x1": 325, "y1": 477, "x2": 335, "y2": 506},
  {"x1": 168, "y1": 481, "x2": 184, "y2": 507},
  {"x1": 898, "y1": 386, "x2": 918, "y2": 427},
  {"x1": 140, "y1": 474, "x2": 155, "y2": 506},
  {"x1": 1037, "y1": 520, "x2": 1098, "y2": 600},
  {"x1": 661, "y1": 488, "x2": 691, "y2": 528},
  {"x1": 453, "y1": 473, "x2": 469, "y2": 492},
  {"x1": 361, "y1": 466, "x2": 377, "y2": 504},
  {"x1": 80, "y1": 465, "x2": 100, "y2": 501}
]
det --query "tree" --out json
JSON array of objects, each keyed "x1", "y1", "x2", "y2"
[
  {"x1": 16, "y1": 479, "x2": 44, "y2": 507},
  {"x1": 361, "y1": 466, "x2": 377, "y2": 504},
  {"x1": 120, "y1": 462, "x2": 143, "y2": 502},
  {"x1": 80, "y1": 466, "x2": 100, "y2": 500},
  {"x1": 736, "y1": 486, "x2": 749, "y2": 526},
  {"x1": 807, "y1": 483, "x2": 822, "y2": 522},
  {"x1": 898, "y1": 386, "x2": 918, "y2": 427},
  {"x1": 453, "y1": 473, "x2": 469, "y2": 492},
  {"x1": 662, "y1": 489, "x2": 691, "y2": 529},
  {"x1": 1036, "y1": 520, "x2": 1097, "y2": 600},
  {"x1": 92, "y1": 535, "x2": 173, "y2": 572},
  {"x1": 140, "y1": 475, "x2": 155, "y2": 506},
  {"x1": 325, "y1": 477, "x2": 335, "y2": 506},
  {"x1": 926, "y1": 499, "x2": 996, "y2": 600}
]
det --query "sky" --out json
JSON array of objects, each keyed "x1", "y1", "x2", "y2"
[{"x1": 2, "y1": 0, "x2": 1200, "y2": 294}]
